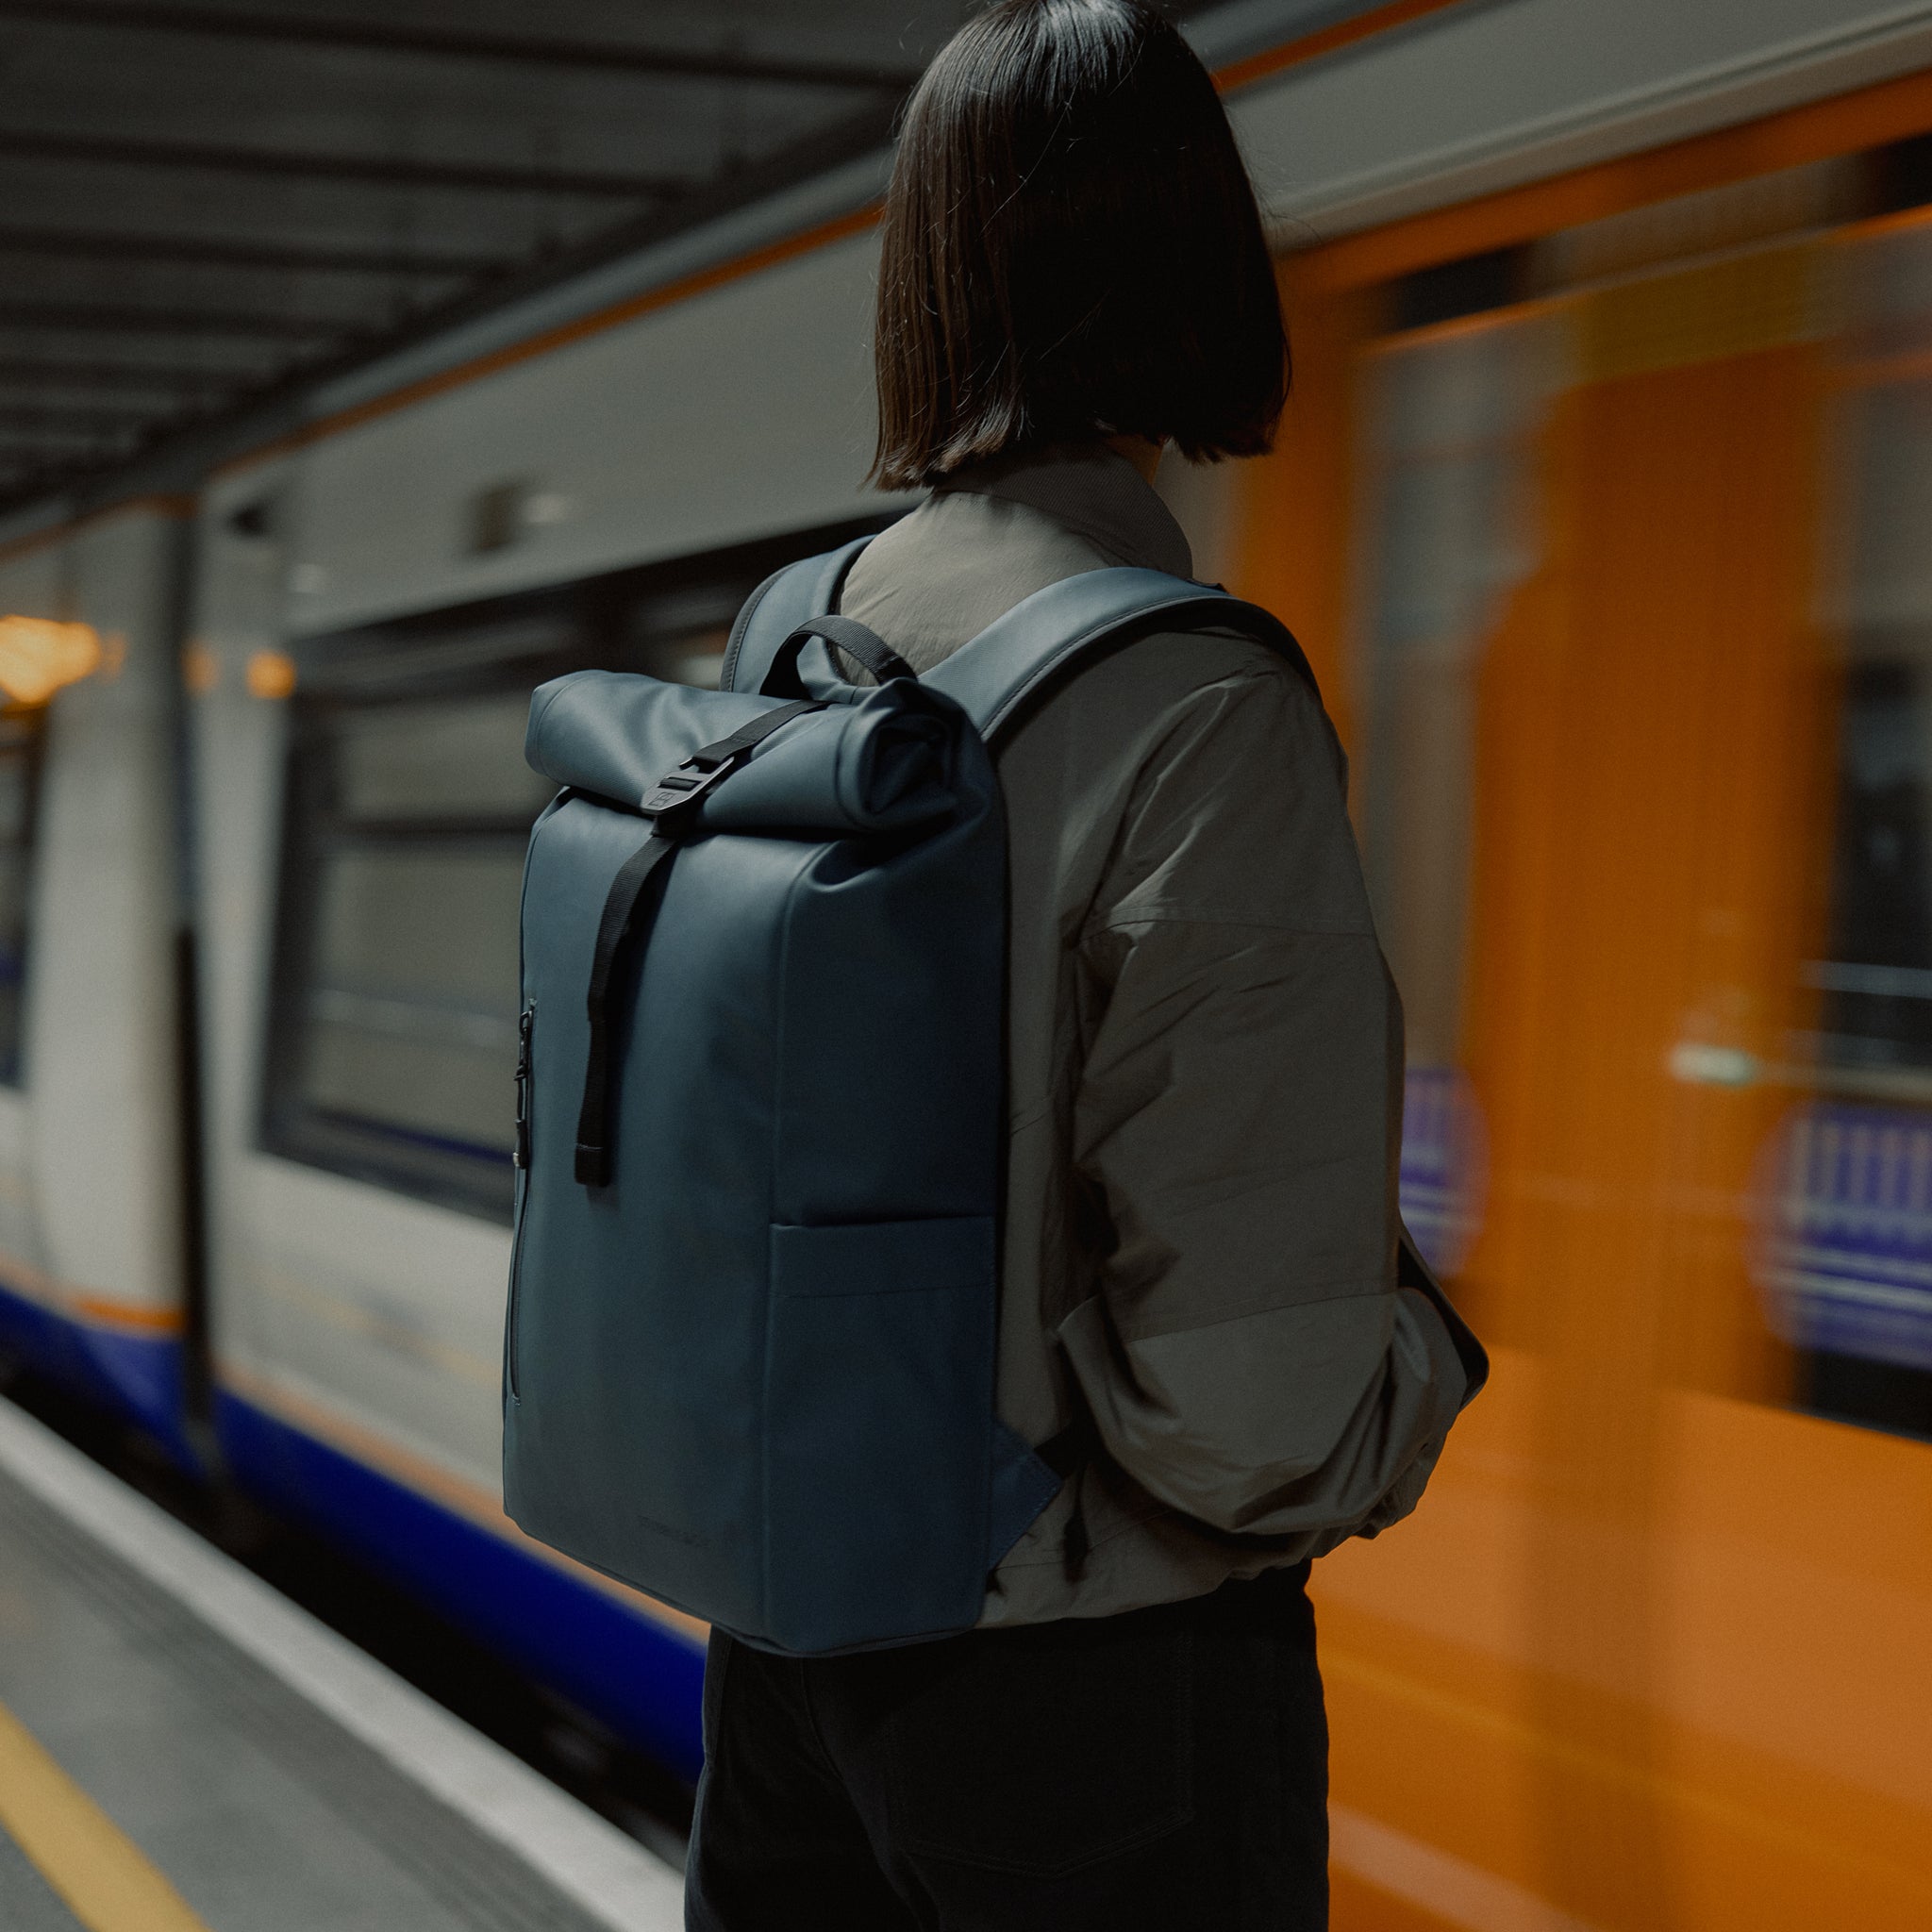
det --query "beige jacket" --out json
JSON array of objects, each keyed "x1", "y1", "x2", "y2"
[{"x1": 839, "y1": 445, "x2": 1475, "y2": 1626}]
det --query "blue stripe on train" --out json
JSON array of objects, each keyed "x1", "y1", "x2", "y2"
[
  {"x1": 0, "y1": 1282, "x2": 703, "y2": 1775},
  {"x1": 1764, "y1": 1101, "x2": 1932, "y2": 1373},
  {"x1": 0, "y1": 1275, "x2": 194, "y2": 1463},
  {"x1": 213, "y1": 1390, "x2": 707, "y2": 1781}
]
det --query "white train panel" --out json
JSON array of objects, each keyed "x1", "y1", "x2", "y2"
[
  {"x1": 0, "y1": 543, "x2": 60, "y2": 1296},
  {"x1": 233, "y1": 1158, "x2": 510, "y2": 1491},
  {"x1": 282, "y1": 231, "x2": 894, "y2": 638},
  {"x1": 191, "y1": 470, "x2": 511, "y2": 1494},
  {"x1": 28, "y1": 508, "x2": 186, "y2": 1323},
  {"x1": 184, "y1": 471, "x2": 291, "y2": 1416}
]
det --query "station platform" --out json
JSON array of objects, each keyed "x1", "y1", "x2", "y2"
[{"x1": 0, "y1": 1397, "x2": 686, "y2": 1932}]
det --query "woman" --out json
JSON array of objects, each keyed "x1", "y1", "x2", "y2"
[{"x1": 686, "y1": 5, "x2": 1481, "y2": 1926}]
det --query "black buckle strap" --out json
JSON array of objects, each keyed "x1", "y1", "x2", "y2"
[
  {"x1": 574, "y1": 698, "x2": 824, "y2": 1188},
  {"x1": 638, "y1": 752, "x2": 743, "y2": 832},
  {"x1": 638, "y1": 697, "x2": 824, "y2": 834},
  {"x1": 574, "y1": 832, "x2": 680, "y2": 1186},
  {"x1": 761, "y1": 616, "x2": 914, "y2": 696}
]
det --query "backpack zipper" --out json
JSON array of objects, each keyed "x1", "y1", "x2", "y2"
[{"x1": 506, "y1": 1001, "x2": 535, "y2": 1401}]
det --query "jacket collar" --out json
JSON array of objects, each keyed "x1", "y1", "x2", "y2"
[{"x1": 935, "y1": 443, "x2": 1194, "y2": 579}]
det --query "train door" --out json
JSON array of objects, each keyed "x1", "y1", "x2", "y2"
[
  {"x1": 1352, "y1": 308, "x2": 1556, "y2": 1276},
  {"x1": 1237, "y1": 151, "x2": 1932, "y2": 1932}
]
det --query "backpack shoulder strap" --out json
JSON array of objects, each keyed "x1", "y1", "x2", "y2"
[
  {"x1": 920, "y1": 567, "x2": 1321, "y2": 743},
  {"x1": 724, "y1": 550, "x2": 1321, "y2": 743},
  {"x1": 719, "y1": 537, "x2": 871, "y2": 695}
]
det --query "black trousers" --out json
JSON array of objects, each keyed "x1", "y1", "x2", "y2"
[{"x1": 685, "y1": 1563, "x2": 1327, "y2": 1931}]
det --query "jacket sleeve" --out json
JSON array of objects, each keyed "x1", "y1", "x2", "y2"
[{"x1": 1055, "y1": 656, "x2": 1471, "y2": 1539}]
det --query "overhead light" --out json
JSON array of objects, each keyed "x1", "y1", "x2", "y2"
[
  {"x1": 0, "y1": 616, "x2": 104, "y2": 707},
  {"x1": 245, "y1": 648, "x2": 296, "y2": 699}
]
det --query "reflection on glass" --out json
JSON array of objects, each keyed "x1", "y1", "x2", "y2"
[
  {"x1": 270, "y1": 689, "x2": 542, "y2": 1215},
  {"x1": 1815, "y1": 378, "x2": 1932, "y2": 1076},
  {"x1": 1780, "y1": 228, "x2": 1932, "y2": 1437},
  {"x1": 1816, "y1": 657, "x2": 1932, "y2": 1071},
  {"x1": 335, "y1": 693, "x2": 556, "y2": 822},
  {"x1": 299, "y1": 846, "x2": 527, "y2": 1157},
  {"x1": 1357, "y1": 318, "x2": 1552, "y2": 1267},
  {"x1": 259, "y1": 525, "x2": 886, "y2": 1222},
  {"x1": 1360, "y1": 322, "x2": 1547, "y2": 1062}
]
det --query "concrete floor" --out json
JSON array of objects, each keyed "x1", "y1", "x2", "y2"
[{"x1": 0, "y1": 1456, "x2": 633, "y2": 1932}]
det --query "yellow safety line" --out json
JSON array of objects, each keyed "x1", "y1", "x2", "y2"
[{"x1": 0, "y1": 1698, "x2": 211, "y2": 1932}]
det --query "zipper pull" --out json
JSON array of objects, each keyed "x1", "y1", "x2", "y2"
[{"x1": 514, "y1": 1004, "x2": 534, "y2": 1169}]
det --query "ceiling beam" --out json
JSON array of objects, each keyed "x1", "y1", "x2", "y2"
[
  {"x1": 0, "y1": 1, "x2": 922, "y2": 91},
  {"x1": 0, "y1": 300, "x2": 355, "y2": 340},
  {"x1": 0, "y1": 128, "x2": 686, "y2": 199},
  {"x1": 0, "y1": 358, "x2": 252, "y2": 392},
  {"x1": 0, "y1": 431, "x2": 140, "y2": 453},
  {"x1": 0, "y1": 404, "x2": 180, "y2": 434},
  {"x1": 0, "y1": 225, "x2": 509, "y2": 278}
]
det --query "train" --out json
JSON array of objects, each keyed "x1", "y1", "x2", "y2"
[{"x1": 0, "y1": 0, "x2": 1929, "y2": 1924}]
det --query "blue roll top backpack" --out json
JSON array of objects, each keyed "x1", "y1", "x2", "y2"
[{"x1": 501, "y1": 536, "x2": 1473, "y2": 1655}]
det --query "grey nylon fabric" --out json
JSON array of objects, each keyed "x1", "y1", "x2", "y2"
[{"x1": 839, "y1": 444, "x2": 1474, "y2": 1627}]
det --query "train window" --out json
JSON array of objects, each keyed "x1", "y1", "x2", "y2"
[
  {"x1": 264, "y1": 691, "x2": 553, "y2": 1217},
  {"x1": 0, "y1": 712, "x2": 42, "y2": 1088},
  {"x1": 1814, "y1": 652, "x2": 1932, "y2": 1076},
  {"x1": 1359, "y1": 320, "x2": 1549, "y2": 1064},
  {"x1": 1870, "y1": 131, "x2": 1932, "y2": 219},
  {"x1": 1782, "y1": 239, "x2": 1932, "y2": 1439},
  {"x1": 1356, "y1": 317, "x2": 1553, "y2": 1272},
  {"x1": 1389, "y1": 246, "x2": 1530, "y2": 332},
  {"x1": 334, "y1": 692, "x2": 555, "y2": 821},
  {"x1": 260, "y1": 519, "x2": 895, "y2": 1220}
]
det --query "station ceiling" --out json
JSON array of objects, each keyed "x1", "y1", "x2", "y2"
[{"x1": 0, "y1": 0, "x2": 1240, "y2": 519}]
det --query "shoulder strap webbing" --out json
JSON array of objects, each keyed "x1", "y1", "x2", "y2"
[
  {"x1": 921, "y1": 568, "x2": 1321, "y2": 743},
  {"x1": 724, "y1": 546, "x2": 1321, "y2": 746},
  {"x1": 720, "y1": 538, "x2": 870, "y2": 695},
  {"x1": 767, "y1": 615, "x2": 914, "y2": 691}
]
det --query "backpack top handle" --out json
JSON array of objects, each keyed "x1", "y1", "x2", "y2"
[{"x1": 760, "y1": 615, "x2": 915, "y2": 697}]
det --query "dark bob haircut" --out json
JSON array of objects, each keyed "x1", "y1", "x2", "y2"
[{"x1": 871, "y1": 0, "x2": 1288, "y2": 491}]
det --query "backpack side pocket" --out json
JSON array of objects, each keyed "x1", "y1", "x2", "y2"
[{"x1": 763, "y1": 1215, "x2": 996, "y2": 1651}]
